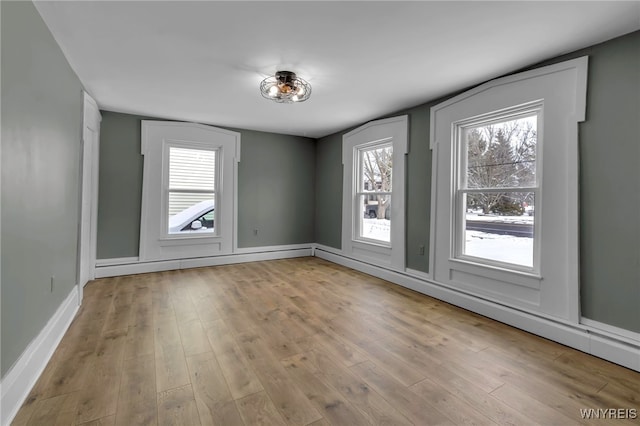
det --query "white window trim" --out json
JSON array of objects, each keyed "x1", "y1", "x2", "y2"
[
  {"x1": 430, "y1": 57, "x2": 588, "y2": 323},
  {"x1": 342, "y1": 115, "x2": 408, "y2": 271},
  {"x1": 139, "y1": 121, "x2": 240, "y2": 262}
]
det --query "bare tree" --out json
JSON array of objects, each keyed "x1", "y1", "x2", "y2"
[
  {"x1": 466, "y1": 119, "x2": 536, "y2": 214},
  {"x1": 362, "y1": 146, "x2": 392, "y2": 219}
]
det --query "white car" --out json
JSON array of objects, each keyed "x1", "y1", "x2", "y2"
[{"x1": 168, "y1": 199, "x2": 214, "y2": 233}]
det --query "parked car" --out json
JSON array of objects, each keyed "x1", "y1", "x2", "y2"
[
  {"x1": 364, "y1": 203, "x2": 390, "y2": 219},
  {"x1": 168, "y1": 199, "x2": 214, "y2": 233}
]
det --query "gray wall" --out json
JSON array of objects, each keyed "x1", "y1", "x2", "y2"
[
  {"x1": 575, "y1": 32, "x2": 640, "y2": 332},
  {"x1": 315, "y1": 31, "x2": 640, "y2": 333},
  {"x1": 1, "y1": 2, "x2": 84, "y2": 376},
  {"x1": 97, "y1": 113, "x2": 316, "y2": 258},
  {"x1": 97, "y1": 112, "x2": 147, "y2": 259}
]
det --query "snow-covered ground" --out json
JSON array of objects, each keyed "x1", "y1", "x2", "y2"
[
  {"x1": 362, "y1": 218, "x2": 391, "y2": 242},
  {"x1": 361, "y1": 214, "x2": 534, "y2": 267},
  {"x1": 465, "y1": 230, "x2": 533, "y2": 267},
  {"x1": 465, "y1": 212, "x2": 534, "y2": 224}
]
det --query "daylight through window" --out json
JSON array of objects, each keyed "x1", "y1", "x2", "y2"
[
  {"x1": 457, "y1": 112, "x2": 539, "y2": 269},
  {"x1": 357, "y1": 143, "x2": 392, "y2": 243},
  {"x1": 167, "y1": 146, "x2": 217, "y2": 234}
]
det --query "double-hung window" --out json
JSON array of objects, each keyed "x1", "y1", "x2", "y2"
[
  {"x1": 166, "y1": 146, "x2": 217, "y2": 235},
  {"x1": 455, "y1": 107, "x2": 540, "y2": 271},
  {"x1": 356, "y1": 142, "x2": 393, "y2": 244},
  {"x1": 139, "y1": 121, "x2": 240, "y2": 261}
]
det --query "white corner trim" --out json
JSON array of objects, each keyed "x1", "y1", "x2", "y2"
[
  {"x1": 0, "y1": 286, "x2": 79, "y2": 426},
  {"x1": 94, "y1": 245, "x2": 313, "y2": 278},
  {"x1": 313, "y1": 247, "x2": 640, "y2": 372}
]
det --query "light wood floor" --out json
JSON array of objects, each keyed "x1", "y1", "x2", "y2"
[{"x1": 12, "y1": 257, "x2": 639, "y2": 425}]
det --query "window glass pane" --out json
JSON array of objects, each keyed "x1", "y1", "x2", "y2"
[
  {"x1": 168, "y1": 193, "x2": 215, "y2": 234},
  {"x1": 360, "y1": 194, "x2": 391, "y2": 242},
  {"x1": 169, "y1": 147, "x2": 215, "y2": 190},
  {"x1": 360, "y1": 146, "x2": 392, "y2": 192},
  {"x1": 465, "y1": 116, "x2": 536, "y2": 189},
  {"x1": 463, "y1": 192, "x2": 534, "y2": 267}
]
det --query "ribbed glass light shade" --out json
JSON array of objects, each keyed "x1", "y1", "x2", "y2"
[{"x1": 260, "y1": 71, "x2": 311, "y2": 103}]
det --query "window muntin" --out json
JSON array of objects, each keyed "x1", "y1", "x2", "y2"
[
  {"x1": 456, "y1": 111, "x2": 539, "y2": 270},
  {"x1": 356, "y1": 143, "x2": 392, "y2": 244},
  {"x1": 166, "y1": 146, "x2": 217, "y2": 235}
]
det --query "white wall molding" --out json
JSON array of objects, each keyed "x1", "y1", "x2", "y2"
[
  {"x1": 95, "y1": 245, "x2": 313, "y2": 278},
  {"x1": 314, "y1": 246, "x2": 640, "y2": 372},
  {"x1": 0, "y1": 286, "x2": 79, "y2": 426}
]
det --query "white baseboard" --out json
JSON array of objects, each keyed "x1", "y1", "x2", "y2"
[
  {"x1": 95, "y1": 245, "x2": 313, "y2": 278},
  {"x1": 314, "y1": 246, "x2": 640, "y2": 372},
  {"x1": 0, "y1": 286, "x2": 79, "y2": 426}
]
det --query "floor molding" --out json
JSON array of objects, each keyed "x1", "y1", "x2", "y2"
[
  {"x1": 314, "y1": 245, "x2": 640, "y2": 372},
  {"x1": 0, "y1": 286, "x2": 79, "y2": 426},
  {"x1": 95, "y1": 245, "x2": 313, "y2": 278}
]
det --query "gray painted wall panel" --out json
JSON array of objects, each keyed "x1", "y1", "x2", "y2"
[
  {"x1": 1, "y1": 2, "x2": 84, "y2": 376},
  {"x1": 314, "y1": 132, "x2": 343, "y2": 248},
  {"x1": 96, "y1": 114, "x2": 316, "y2": 257},
  {"x1": 236, "y1": 129, "x2": 315, "y2": 248},
  {"x1": 97, "y1": 112, "x2": 146, "y2": 259},
  {"x1": 577, "y1": 32, "x2": 640, "y2": 332}
]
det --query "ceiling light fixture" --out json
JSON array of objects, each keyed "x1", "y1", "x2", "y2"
[{"x1": 260, "y1": 71, "x2": 311, "y2": 103}]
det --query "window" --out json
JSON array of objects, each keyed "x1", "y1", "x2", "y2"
[
  {"x1": 455, "y1": 108, "x2": 540, "y2": 271},
  {"x1": 430, "y1": 57, "x2": 587, "y2": 322},
  {"x1": 342, "y1": 116, "x2": 407, "y2": 271},
  {"x1": 357, "y1": 143, "x2": 392, "y2": 244},
  {"x1": 139, "y1": 121, "x2": 240, "y2": 261},
  {"x1": 166, "y1": 146, "x2": 217, "y2": 234}
]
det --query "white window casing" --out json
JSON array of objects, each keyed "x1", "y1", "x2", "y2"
[
  {"x1": 342, "y1": 115, "x2": 408, "y2": 271},
  {"x1": 430, "y1": 57, "x2": 588, "y2": 322},
  {"x1": 139, "y1": 121, "x2": 240, "y2": 261}
]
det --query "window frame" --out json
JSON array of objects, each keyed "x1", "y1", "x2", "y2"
[
  {"x1": 354, "y1": 140, "x2": 393, "y2": 246},
  {"x1": 161, "y1": 142, "x2": 220, "y2": 239},
  {"x1": 453, "y1": 104, "x2": 543, "y2": 274}
]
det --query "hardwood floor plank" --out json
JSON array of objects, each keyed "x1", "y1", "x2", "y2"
[
  {"x1": 155, "y1": 344, "x2": 191, "y2": 393},
  {"x1": 236, "y1": 330, "x2": 322, "y2": 425},
  {"x1": 186, "y1": 351, "x2": 244, "y2": 425},
  {"x1": 178, "y1": 318, "x2": 212, "y2": 356},
  {"x1": 410, "y1": 367, "x2": 533, "y2": 425},
  {"x1": 281, "y1": 355, "x2": 370, "y2": 426},
  {"x1": 157, "y1": 384, "x2": 201, "y2": 426},
  {"x1": 77, "y1": 414, "x2": 116, "y2": 426},
  {"x1": 349, "y1": 361, "x2": 454, "y2": 425},
  {"x1": 24, "y1": 391, "x2": 80, "y2": 426},
  {"x1": 115, "y1": 355, "x2": 157, "y2": 426},
  {"x1": 236, "y1": 391, "x2": 287, "y2": 426},
  {"x1": 288, "y1": 350, "x2": 414, "y2": 426},
  {"x1": 490, "y1": 383, "x2": 582, "y2": 425},
  {"x1": 123, "y1": 323, "x2": 154, "y2": 360},
  {"x1": 204, "y1": 319, "x2": 264, "y2": 399},
  {"x1": 76, "y1": 328, "x2": 128, "y2": 423}
]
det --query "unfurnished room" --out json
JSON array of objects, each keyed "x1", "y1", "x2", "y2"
[{"x1": 1, "y1": 1, "x2": 640, "y2": 425}]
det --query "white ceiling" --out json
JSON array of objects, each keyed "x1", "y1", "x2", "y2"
[{"x1": 34, "y1": 1, "x2": 640, "y2": 139}]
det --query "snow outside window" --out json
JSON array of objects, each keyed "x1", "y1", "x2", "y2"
[
  {"x1": 455, "y1": 109, "x2": 540, "y2": 271},
  {"x1": 357, "y1": 143, "x2": 392, "y2": 244}
]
